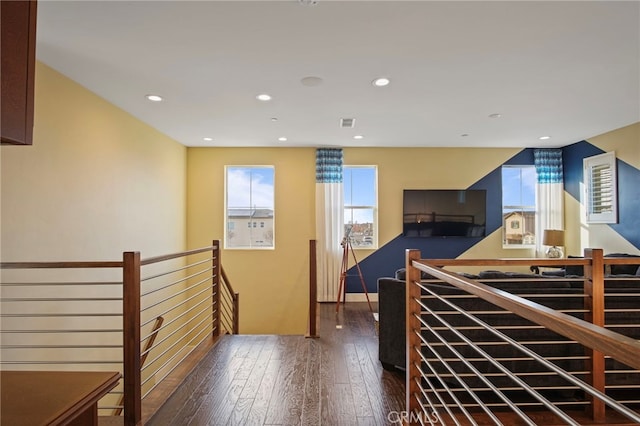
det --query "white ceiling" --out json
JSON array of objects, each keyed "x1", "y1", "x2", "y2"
[{"x1": 35, "y1": 1, "x2": 640, "y2": 148}]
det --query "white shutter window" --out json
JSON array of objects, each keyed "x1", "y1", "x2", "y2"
[{"x1": 584, "y1": 151, "x2": 617, "y2": 224}]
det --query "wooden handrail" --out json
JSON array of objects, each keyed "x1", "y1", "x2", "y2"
[{"x1": 420, "y1": 257, "x2": 587, "y2": 267}]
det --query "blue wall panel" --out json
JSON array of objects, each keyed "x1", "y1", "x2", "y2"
[
  {"x1": 610, "y1": 160, "x2": 640, "y2": 248},
  {"x1": 562, "y1": 141, "x2": 603, "y2": 200}
]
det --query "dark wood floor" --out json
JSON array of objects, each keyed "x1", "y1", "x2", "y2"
[{"x1": 146, "y1": 302, "x2": 405, "y2": 426}]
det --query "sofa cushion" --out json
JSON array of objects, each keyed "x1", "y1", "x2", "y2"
[
  {"x1": 478, "y1": 270, "x2": 509, "y2": 279},
  {"x1": 564, "y1": 255, "x2": 584, "y2": 277},
  {"x1": 394, "y1": 268, "x2": 437, "y2": 280},
  {"x1": 478, "y1": 270, "x2": 542, "y2": 279},
  {"x1": 605, "y1": 253, "x2": 640, "y2": 275}
]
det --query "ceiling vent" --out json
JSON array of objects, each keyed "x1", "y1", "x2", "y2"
[{"x1": 340, "y1": 118, "x2": 355, "y2": 128}]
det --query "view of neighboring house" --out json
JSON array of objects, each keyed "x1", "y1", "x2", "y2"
[
  {"x1": 503, "y1": 211, "x2": 536, "y2": 245},
  {"x1": 226, "y1": 208, "x2": 274, "y2": 248}
]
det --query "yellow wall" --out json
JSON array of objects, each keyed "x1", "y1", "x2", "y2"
[
  {"x1": 1, "y1": 62, "x2": 187, "y2": 261},
  {"x1": 0, "y1": 63, "x2": 188, "y2": 385},
  {"x1": 186, "y1": 148, "x2": 316, "y2": 334},
  {"x1": 186, "y1": 146, "x2": 524, "y2": 334},
  {"x1": 588, "y1": 122, "x2": 639, "y2": 169}
]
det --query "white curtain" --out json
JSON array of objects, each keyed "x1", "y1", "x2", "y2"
[
  {"x1": 315, "y1": 149, "x2": 344, "y2": 302},
  {"x1": 534, "y1": 149, "x2": 565, "y2": 257}
]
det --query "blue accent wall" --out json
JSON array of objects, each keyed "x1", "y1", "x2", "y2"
[
  {"x1": 346, "y1": 149, "x2": 536, "y2": 293},
  {"x1": 345, "y1": 138, "x2": 640, "y2": 294}
]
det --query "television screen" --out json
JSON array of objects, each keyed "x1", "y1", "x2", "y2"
[{"x1": 403, "y1": 189, "x2": 486, "y2": 237}]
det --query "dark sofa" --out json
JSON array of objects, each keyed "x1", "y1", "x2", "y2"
[{"x1": 378, "y1": 269, "x2": 640, "y2": 395}]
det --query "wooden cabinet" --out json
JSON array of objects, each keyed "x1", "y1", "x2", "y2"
[{"x1": 1, "y1": 0, "x2": 37, "y2": 145}]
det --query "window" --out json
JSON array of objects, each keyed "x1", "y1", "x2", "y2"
[
  {"x1": 584, "y1": 151, "x2": 617, "y2": 224},
  {"x1": 343, "y1": 166, "x2": 377, "y2": 248},
  {"x1": 225, "y1": 166, "x2": 275, "y2": 249},
  {"x1": 502, "y1": 166, "x2": 536, "y2": 247}
]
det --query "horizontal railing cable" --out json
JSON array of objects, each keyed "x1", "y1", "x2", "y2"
[
  {"x1": 0, "y1": 281, "x2": 122, "y2": 286},
  {"x1": 140, "y1": 303, "x2": 213, "y2": 361},
  {"x1": 1, "y1": 296, "x2": 121, "y2": 302},
  {"x1": 1, "y1": 312, "x2": 121, "y2": 318},
  {"x1": 140, "y1": 298, "x2": 210, "y2": 344},
  {"x1": 140, "y1": 286, "x2": 211, "y2": 330},
  {"x1": 141, "y1": 313, "x2": 215, "y2": 391},
  {"x1": 2, "y1": 328, "x2": 122, "y2": 333},
  {"x1": 0, "y1": 261, "x2": 123, "y2": 269},
  {"x1": 140, "y1": 246, "x2": 215, "y2": 266},
  {"x1": 140, "y1": 257, "x2": 212, "y2": 283},
  {"x1": 140, "y1": 280, "x2": 211, "y2": 315},
  {"x1": 140, "y1": 266, "x2": 213, "y2": 297}
]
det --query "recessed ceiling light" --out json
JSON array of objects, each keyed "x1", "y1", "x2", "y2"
[
  {"x1": 372, "y1": 77, "x2": 390, "y2": 87},
  {"x1": 488, "y1": 113, "x2": 501, "y2": 119},
  {"x1": 301, "y1": 76, "x2": 323, "y2": 87},
  {"x1": 203, "y1": 137, "x2": 213, "y2": 142},
  {"x1": 353, "y1": 135, "x2": 364, "y2": 140},
  {"x1": 146, "y1": 94, "x2": 163, "y2": 102},
  {"x1": 278, "y1": 137, "x2": 287, "y2": 142},
  {"x1": 539, "y1": 136, "x2": 551, "y2": 140},
  {"x1": 256, "y1": 94, "x2": 272, "y2": 101}
]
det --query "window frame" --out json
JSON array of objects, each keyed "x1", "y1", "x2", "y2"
[
  {"x1": 584, "y1": 151, "x2": 618, "y2": 224},
  {"x1": 224, "y1": 165, "x2": 275, "y2": 250},
  {"x1": 343, "y1": 165, "x2": 378, "y2": 249},
  {"x1": 501, "y1": 165, "x2": 537, "y2": 249}
]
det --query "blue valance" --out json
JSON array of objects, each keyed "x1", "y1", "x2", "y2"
[
  {"x1": 316, "y1": 148, "x2": 343, "y2": 183},
  {"x1": 534, "y1": 149, "x2": 563, "y2": 184}
]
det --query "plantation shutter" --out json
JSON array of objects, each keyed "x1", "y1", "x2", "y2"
[{"x1": 584, "y1": 151, "x2": 617, "y2": 224}]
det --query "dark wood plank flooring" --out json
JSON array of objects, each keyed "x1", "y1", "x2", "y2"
[{"x1": 146, "y1": 302, "x2": 405, "y2": 426}]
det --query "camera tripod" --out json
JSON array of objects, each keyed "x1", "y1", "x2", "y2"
[{"x1": 335, "y1": 233, "x2": 373, "y2": 313}]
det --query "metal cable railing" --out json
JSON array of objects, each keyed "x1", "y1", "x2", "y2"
[
  {"x1": 404, "y1": 248, "x2": 640, "y2": 425},
  {"x1": 0, "y1": 240, "x2": 240, "y2": 426}
]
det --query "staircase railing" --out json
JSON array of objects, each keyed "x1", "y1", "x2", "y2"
[
  {"x1": 0, "y1": 239, "x2": 238, "y2": 426},
  {"x1": 405, "y1": 248, "x2": 640, "y2": 425}
]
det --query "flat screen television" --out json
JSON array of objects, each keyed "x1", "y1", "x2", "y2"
[{"x1": 403, "y1": 189, "x2": 486, "y2": 237}]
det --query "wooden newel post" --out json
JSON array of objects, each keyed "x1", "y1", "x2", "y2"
[
  {"x1": 123, "y1": 251, "x2": 141, "y2": 426},
  {"x1": 308, "y1": 239, "x2": 318, "y2": 338},
  {"x1": 583, "y1": 248, "x2": 606, "y2": 421},
  {"x1": 406, "y1": 249, "x2": 422, "y2": 425},
  {"x1": 212, "y1": 240, "x2": 221, "y2": 337},
  {"x1": 233, "y1": 292, "x2": 240, "y2": 334}
]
